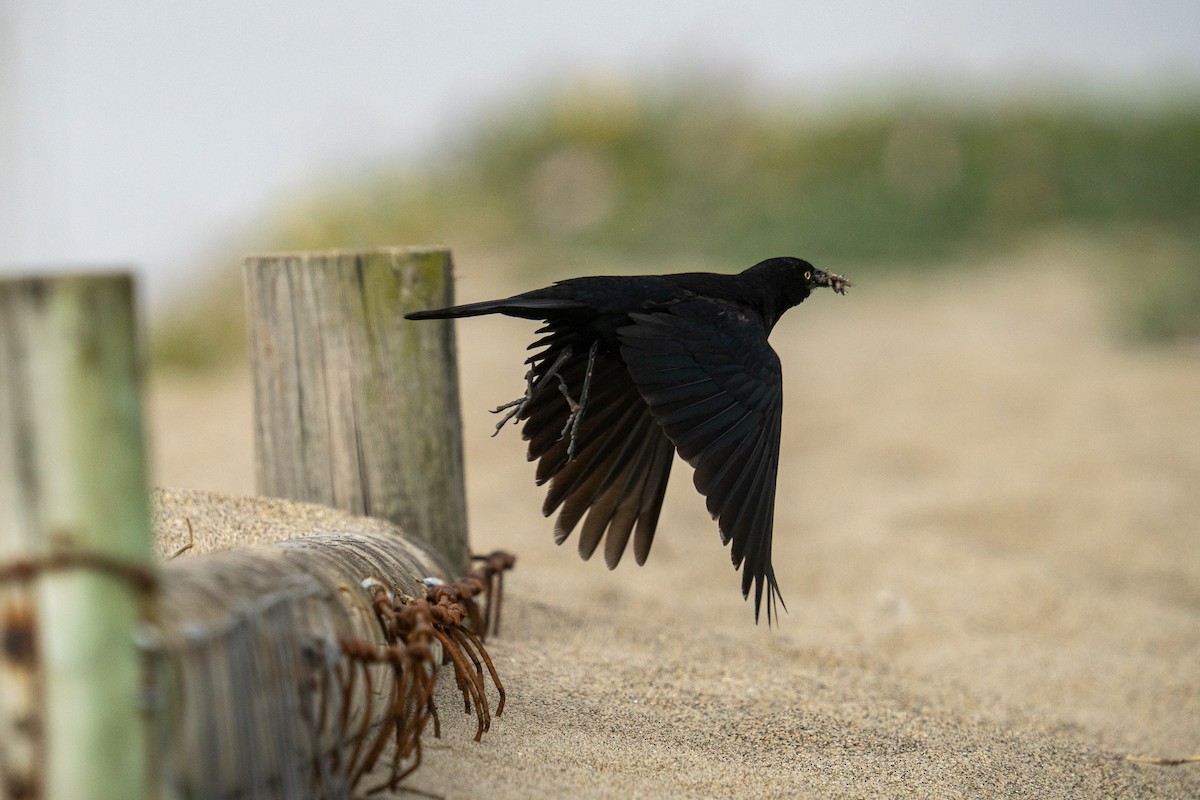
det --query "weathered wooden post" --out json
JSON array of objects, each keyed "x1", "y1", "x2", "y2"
[
  {"x1": 244, "y1": 247, "x2": 470, "y2": 574},
  {"x1": 0, "y1": 273, "x2": 154, "y2": 800}
]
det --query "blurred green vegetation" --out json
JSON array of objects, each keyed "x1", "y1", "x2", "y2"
[
  {"x1": 151, "y1": 268, "x2": 246, "y2": 371},
  {"x1": 1112, "y1": 238, "x2": 1200, "y2": 343},
  {"x1": 153, "y1": 83, "x2": 1200, "y2": 369}
]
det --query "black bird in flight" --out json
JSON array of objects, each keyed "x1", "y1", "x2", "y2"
[{"x1": 406, "y1": 256, "x2": 850, "y2": 624}]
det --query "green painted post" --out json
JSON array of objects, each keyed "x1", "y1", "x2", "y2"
[
  {"x1": 244, "y1": 248, "x2": 470, "y2": 574},
  {"x1": 0, "y1": 273, "x2": 155, "y2": 800}
]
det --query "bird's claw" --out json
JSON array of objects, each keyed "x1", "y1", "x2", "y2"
[
  {"x1": 490, "y1": 397, "x2": 525, "y2": 436},
  {"x1": 557, "y1": 383, "x2": 584, "y2": 460},
  {"x1": 557, "y1": 340, "x2": 598, "y2": 462},
  {"x1": 490, "y1": 367, "x2": 538, "y2": 435},
  {"x1": 490, "y1": 346, "x2": 579, "y2": 439}
]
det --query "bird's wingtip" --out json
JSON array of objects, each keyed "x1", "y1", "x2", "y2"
[{"x1": 749, "y1": 571, "x2": 787, "y2": 627}]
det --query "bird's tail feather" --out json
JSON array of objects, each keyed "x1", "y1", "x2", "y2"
[{"x1": 405, "y1": 296, "x2": 586, "y2": 321}]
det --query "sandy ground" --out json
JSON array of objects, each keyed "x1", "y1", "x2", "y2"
[{"x1": 148, "y1": 242, "x2": 1200, "y2": 798}]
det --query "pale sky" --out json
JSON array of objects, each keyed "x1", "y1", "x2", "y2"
[{"x1": 3, "y1": 1, "x2": 1198, "y2": 304}]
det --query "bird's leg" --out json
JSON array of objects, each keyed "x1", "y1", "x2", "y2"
[
  {"x1": 557, "y1": 340, "x2": 598, "y2": 461},
  {"x1": 490, "y1": 346, "x2": 574, "y2": 436}
]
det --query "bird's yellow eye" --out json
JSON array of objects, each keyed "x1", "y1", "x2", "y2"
[{"x1": 803, "y1": 270, "x2": 812, "y2": 280}]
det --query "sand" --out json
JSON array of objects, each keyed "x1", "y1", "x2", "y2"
[{"x1": 148, "y1": 241, "x2": 1200, "y2": 798}]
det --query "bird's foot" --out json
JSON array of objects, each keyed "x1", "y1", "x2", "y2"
[
  {"x1": 490, "y1": 385, "x2": 531, "y2": 436},
  {"x1": 489, "y1": 346, "x2": 574, "y2": 436},
  {"x1": 555, "y1": 340, "x2": 598, "y2": 461},
  {"x1": 556, "y1": 381, "x2": 584, "y2": 460}
]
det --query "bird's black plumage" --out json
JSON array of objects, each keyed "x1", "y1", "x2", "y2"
[{"x1": 405, "y1": 256, "x2": 850, "y2": 624}]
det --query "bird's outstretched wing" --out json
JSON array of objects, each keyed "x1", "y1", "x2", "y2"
[
  {"x1": 618, "y1": 301, "x2": 786, "y2": 624},
  {"x1": 517, "y1": 324, "x2": 675, "y2": 569}
]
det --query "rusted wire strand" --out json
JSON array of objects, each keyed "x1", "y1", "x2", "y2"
[
  {"x1": 468, "y1": 550, "x2": 518, "y2": 639},
  {"x1": 0, "y1": 551, "x2": 157, "y2": 592},
  {"x1": 452, "y1": 622, "x2": 506, "y2": 717}
]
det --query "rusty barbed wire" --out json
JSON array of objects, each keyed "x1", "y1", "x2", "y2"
[
  {"x1": 0, "y1": 551, "x2": 158, "y2": 592},
  {"x1": 325, "y1": 549, "x2": 516, "y2": 797}
]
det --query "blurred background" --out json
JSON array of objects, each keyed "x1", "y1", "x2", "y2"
[
  {"x1": 2, "y1": 1, "x2": 1198, "y2": 488},
  {"x1": 4, "y1": 1, "x2": 1200, "y2": 356}
]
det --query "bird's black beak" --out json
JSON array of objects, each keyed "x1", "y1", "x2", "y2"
[{"x1": 812, "y1": 269, "x2": 852, "y2": 295}]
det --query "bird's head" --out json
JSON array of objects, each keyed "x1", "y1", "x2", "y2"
[
  {"x1": 739, "y1": 257, "x2": 854, "y2": 331},
  {"x1": 750, "y1": 257, "x2": 852, "y2": 319}
]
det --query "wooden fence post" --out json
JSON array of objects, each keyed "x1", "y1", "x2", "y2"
[
  {"x1": 244, "y1": 247, "x2": 470, "y2": 574},
  {"x1": 0, "y1": 273, "x2": 154, "y2": 800}
]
